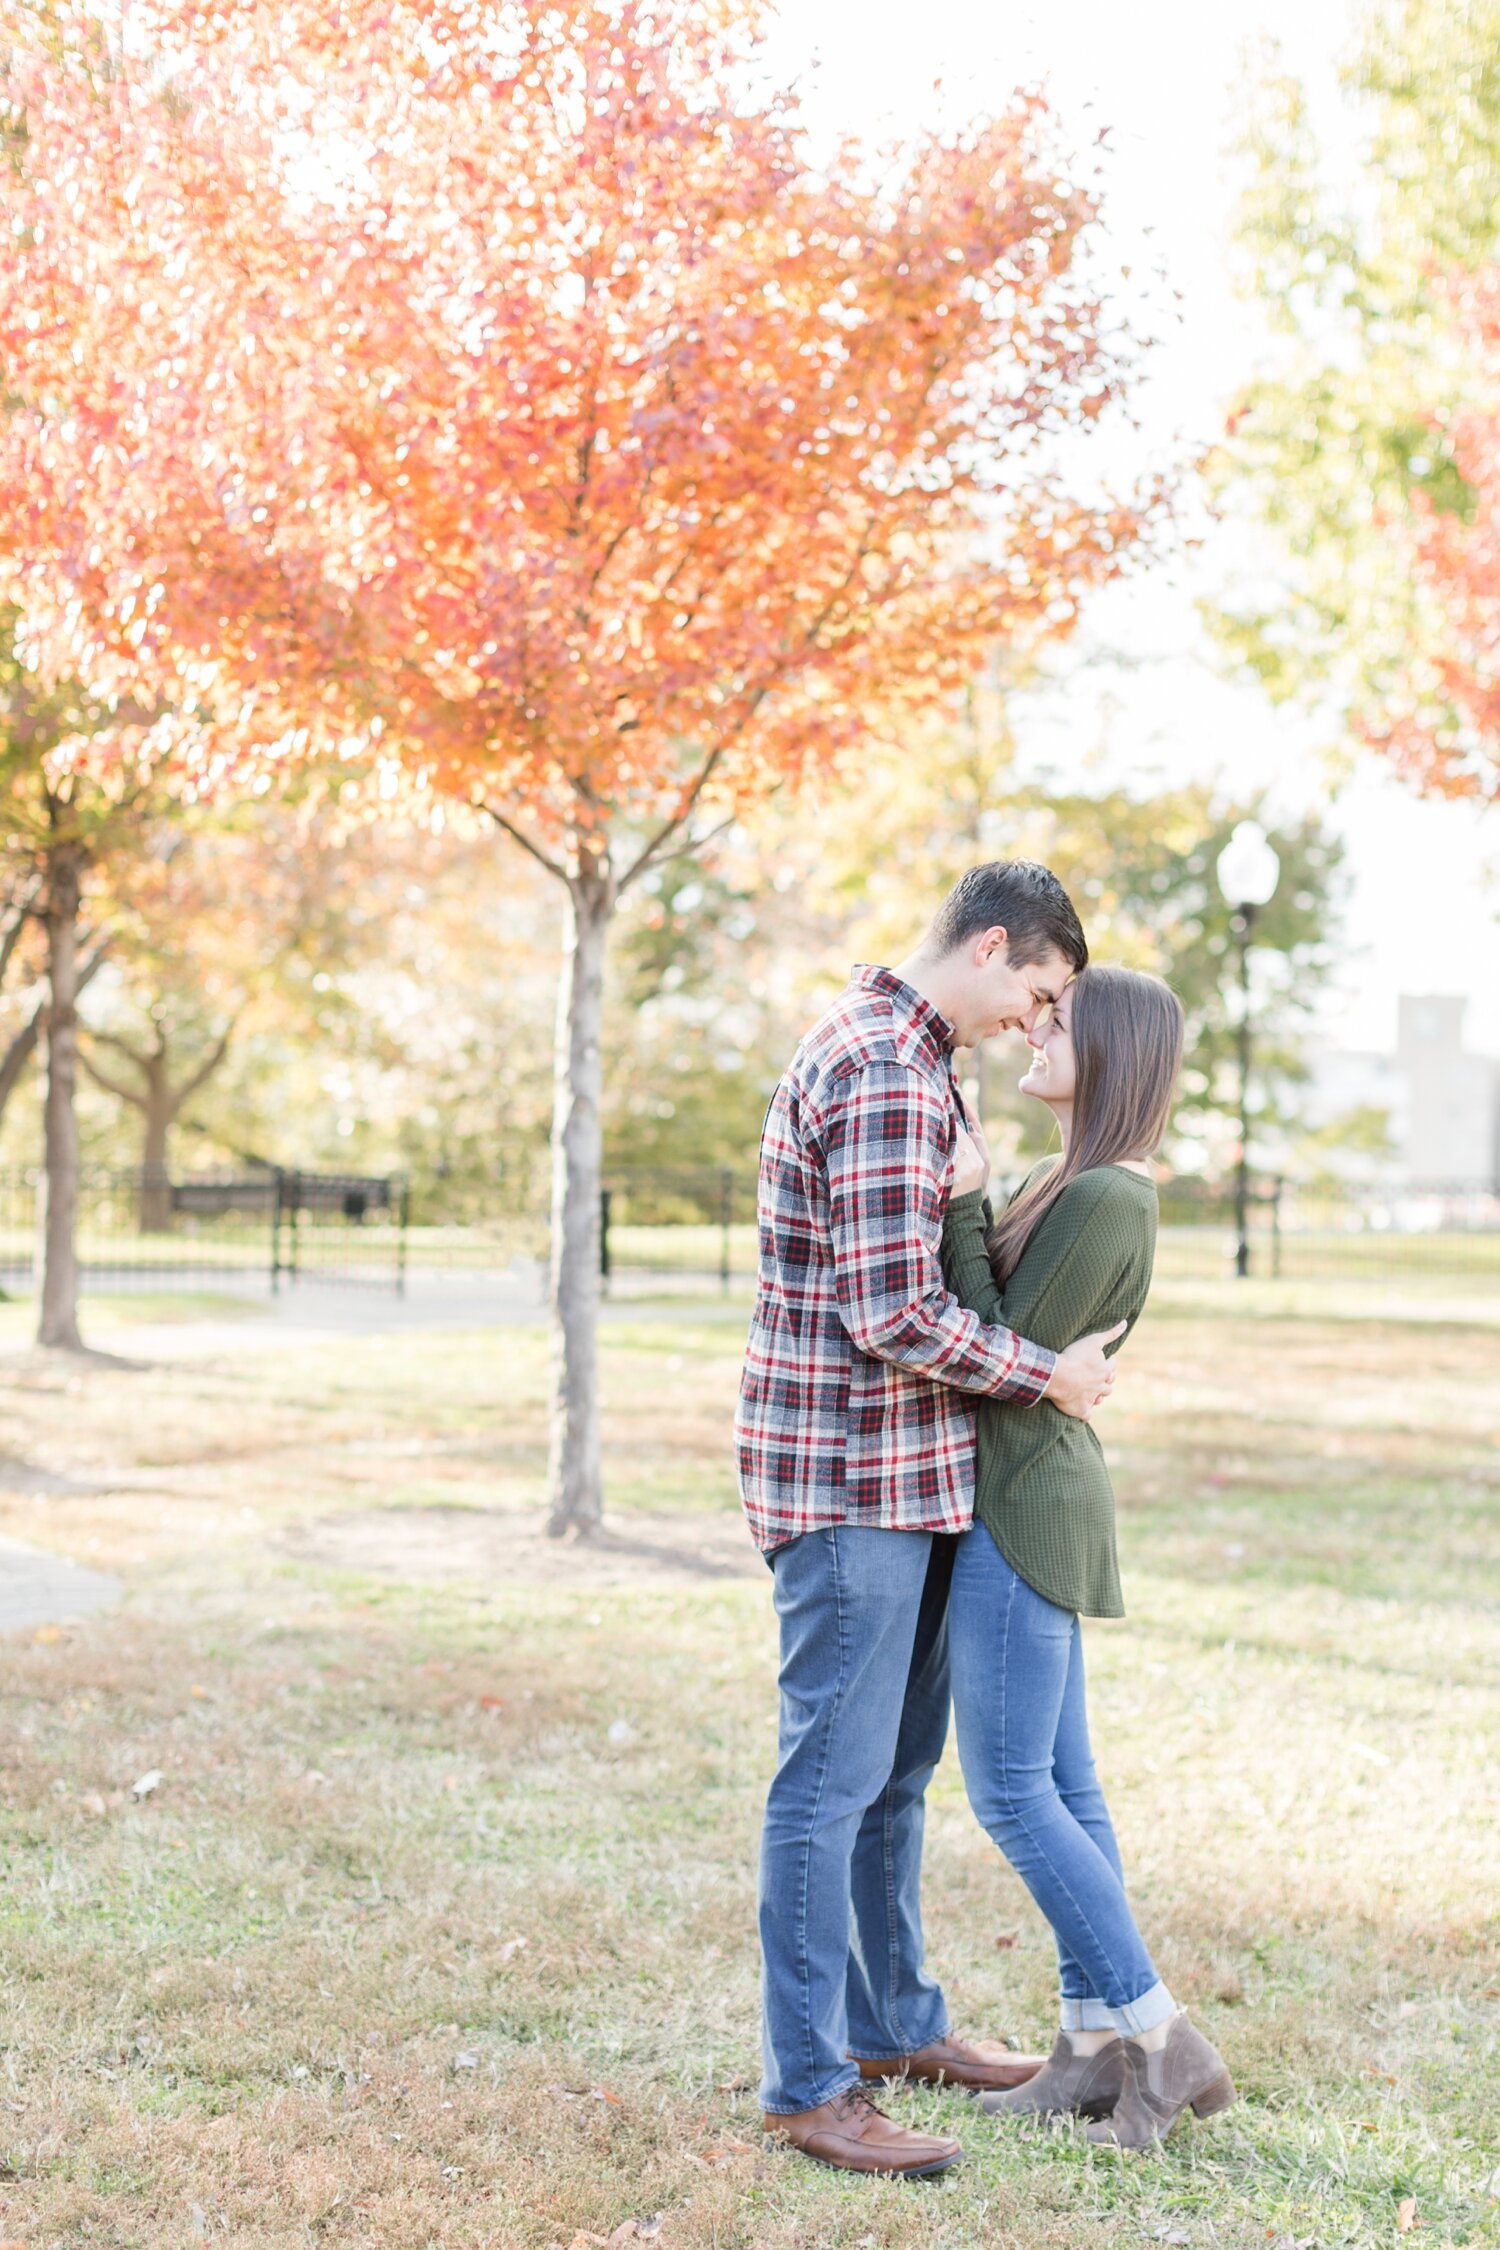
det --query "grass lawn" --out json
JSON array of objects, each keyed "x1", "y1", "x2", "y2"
[{"x1": 0, "y1": 1285, "x2": 1496, "y2": 2248}]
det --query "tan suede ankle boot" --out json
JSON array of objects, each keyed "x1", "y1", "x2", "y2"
[
  {"x1": 1084, "y1": 2014, "x2": 1236, "y2": 2148},
  {"x1": 981, "y1": 2031, "x2": 1124, "y2": 2121}
]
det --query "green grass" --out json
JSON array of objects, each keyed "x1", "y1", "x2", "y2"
[{"x1": 0, "y1": 1289, "x2": 1495, "y2": 2247}]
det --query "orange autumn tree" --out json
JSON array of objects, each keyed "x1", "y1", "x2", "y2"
[
  {"x1": 0, "y1": 0, "x2": 1157, "y2": 1532},
  {"x1": 1373, "y1": 273, "x2": 1500, "y2": 799}
]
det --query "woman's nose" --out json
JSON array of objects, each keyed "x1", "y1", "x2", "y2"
[{"x1": 1025, "y1": 1024, "x2": 1046, "y2": 1050}]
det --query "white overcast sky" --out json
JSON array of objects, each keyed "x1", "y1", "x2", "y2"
[{"x1": 758, "y1": 0, "x2": 1500, "y2": 1056}]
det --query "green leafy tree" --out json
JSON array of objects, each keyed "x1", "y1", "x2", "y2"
[{"x1": 1212, "y1": 0, "x2": 1500, "y2": 791}]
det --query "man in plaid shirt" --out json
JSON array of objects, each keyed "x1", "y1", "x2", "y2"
[{"x1": 740, "y1": 862, "x2": 1124, "y2": 2179}]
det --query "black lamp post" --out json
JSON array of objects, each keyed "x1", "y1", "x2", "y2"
[{"x1": 1215, "y1": 820, "x2": 1281, "y2": 1278}]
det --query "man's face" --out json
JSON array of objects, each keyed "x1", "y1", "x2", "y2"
[{"x1": 954, "y1": 931, "x2": 1073, "y2": 1048}]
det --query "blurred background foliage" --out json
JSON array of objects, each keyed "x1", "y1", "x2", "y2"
[
  {"x1": 0, "y1": 666, "x2": 1351, "y2": 1212},
  {"x1": 1212, "y1": 0, "x2": 1500, "y2": 761}
]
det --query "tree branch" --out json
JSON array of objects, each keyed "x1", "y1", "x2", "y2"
[
  {"x1": 480, "y1": 802, "x2": 569, "y2": 883},
  {"x1": 86, "y1": 1025, "x2": 156, "y2": 1071},
  {"x1": 0, "y1": 876, "x2": 41, "y2": 990},
  {"x1": 169, "y1": 1022, "x2": 236, "y2": 1108},
  {"x1": 78, "y1": 1049, "x2": 149, "y2": 1110}
]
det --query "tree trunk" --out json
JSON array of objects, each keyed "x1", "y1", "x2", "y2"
[
  {"x1": 139, "y1": 1062, "x2": 173, "y2": 1233},
  {"x1": 37, "y1": 847, "x2": 85, "y2": 1351},
  {"x1": 546, "y1": 865, "x2": 613, "y2": 1538},
  {"x1": 0, "y1": 938, "x2": 108, "y2": 1134}
]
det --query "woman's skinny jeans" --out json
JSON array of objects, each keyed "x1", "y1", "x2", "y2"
[{"x1": 947, "y1": 1522, "x2": 1175, "y2": 2035}]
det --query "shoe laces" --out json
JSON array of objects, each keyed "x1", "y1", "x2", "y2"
[{"x1": 838, "y1": 2081, "x2": 886, "y2": 2120}]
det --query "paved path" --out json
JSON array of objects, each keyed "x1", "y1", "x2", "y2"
[
  {"x1": 0, "y1": 1530, "x2": 121, "y2": 1635},
  {"x1": 65, "y1": 1268, "x2": 750, "y2": 1356}
]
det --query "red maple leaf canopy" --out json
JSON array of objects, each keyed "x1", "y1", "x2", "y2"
[{"x1": 1, "y1": 0, "x2": 1149, "y2": 866}]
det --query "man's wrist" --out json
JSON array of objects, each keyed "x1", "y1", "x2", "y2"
[{"x1": 1022, "y1": 1345, "x2": 1057, "y2": 1407}]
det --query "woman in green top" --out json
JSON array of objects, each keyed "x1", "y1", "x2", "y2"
[{"x1": 941, "y1": 965, "x2": 1237, "y2": 2149}]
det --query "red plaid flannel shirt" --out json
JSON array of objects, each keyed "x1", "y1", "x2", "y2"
[{"x1": 735, "y1": 965, "x2": 1056, "y2": 1553}]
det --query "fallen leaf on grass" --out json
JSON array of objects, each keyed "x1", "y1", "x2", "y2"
[
  {"x1": 716, "y1": 2075, "x2": 751, "y2": 2093},
  {"x1": 497, "y1": 1936, "x2": 527, "y2": 1963},
  {"x1": 1397, "y1": 2199, "x2": 1418, "y2": 2233},
  {"x1": 480, "y1": 1695, "x2": 506, "y2": 1708},
  {"x1": 694, "y1": 2138, "x2": 757, "y2": 2168},
  {"x1": 130, "y1": 1770, "x2": 162, "y2": 1801},
  {"x1": 567, "y1": 2222, "x2": 662, "y2": 2248},
  {"x1": 993, "y1": 1932, "x2": 1018, "y2": 1950}
]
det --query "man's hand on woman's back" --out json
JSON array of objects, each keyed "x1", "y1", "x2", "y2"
[
  {"x1": 951, "y1": 1126, "x2": 990, "y2": 1198},
  {"x1": 1043, "y1": 1324, "x2": 1128, "y2": 1421}
]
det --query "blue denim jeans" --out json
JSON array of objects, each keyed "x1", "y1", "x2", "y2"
[
  {"x1": 948, "y1": 1523, "x2": 1175, "y2": 2035},
  {"x1": 758, "y1": 1526, "x2": 955, "y2": 2115}
]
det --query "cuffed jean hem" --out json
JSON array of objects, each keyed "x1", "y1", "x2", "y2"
[
  {"x1": 761, "y1": 2065, "x2": 860, "y2": 2116},
  {"x1": 1060, "y1": 1980, "x2": 1177, "y2": 2037}
]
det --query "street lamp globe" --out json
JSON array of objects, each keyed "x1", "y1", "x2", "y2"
[{"x1": 1216, "y1": 819, "x2": 1280, "y2": 909}]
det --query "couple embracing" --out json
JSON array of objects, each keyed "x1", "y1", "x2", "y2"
[{"x1": 734, "y1": 860, "x2": 1237, "y2": 2179}]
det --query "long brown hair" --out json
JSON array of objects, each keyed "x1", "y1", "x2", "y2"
[{"x1": 986, "y1": 965, "x2": 1185, "y2": 1284}]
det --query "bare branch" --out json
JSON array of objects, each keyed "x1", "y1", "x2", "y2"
[
  {"x1": 615, "y1": 742, "x2": 732, "y2": 893},
  {"x1": 480, "y1": 801, "x2": 569, "y2": 883},
  {"x1": 0, "y1": 888, "x2": 37, "y2": 990},
  {"x1": 170, "y1": 1022, "x2": 236, "y2": 1108},
  {"x1": 76, "y1": 933, "x2": 112, "y2": 993},
  {"x1": 0, "y1": 1001, "x2": 43, "y2": 1122},
  {"x1": 78, "y1": 1049, "x2": 148, "y2": 1109},
  {"x1": 86, "y1": 1025, "x2": 155, "y2": 1071}
]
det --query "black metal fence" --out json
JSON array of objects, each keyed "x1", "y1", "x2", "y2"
[
  {"x1": 600, "y1": 1167, "x2": 744, "y2": 1295},
  {"x1": 594, "y1": 1167, "x2": 1500, "y2": 1295},
  {"x1": 0, "y1": 1167, "x2": 410, "y2": 1293},
  {"x1": 7, "y1": 1163, "x2": 1497, "y2": 1302}
]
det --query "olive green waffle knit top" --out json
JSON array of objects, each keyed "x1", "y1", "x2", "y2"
[{"x1": 942, "y1": 1161, "x2": 1158, "y2": 1619}]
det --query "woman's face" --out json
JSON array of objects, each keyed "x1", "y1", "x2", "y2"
[{"x1": 1019, "y1": 983, "x2": 1077, "y2": 1108}]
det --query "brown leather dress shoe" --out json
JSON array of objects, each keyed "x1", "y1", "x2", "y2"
[
  {"x1": 854, "y1": 2033, "x2": 1045, "y2": 2095},
  {"x1": 763, "y1": 2083, "x2": 963, "y2": 2177}
]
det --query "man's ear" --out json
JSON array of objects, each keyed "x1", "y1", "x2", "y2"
[{"x1": 976, "y1": 924, "x2": 1010, "y2": 966}]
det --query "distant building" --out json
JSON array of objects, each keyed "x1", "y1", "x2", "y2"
[
  {"x1": 1308, "y1": 996, "x2": 1500, "y2": 1188},
  {"x1": 1396, "y1": 996, "x2": 1498, "y2": 1184}
]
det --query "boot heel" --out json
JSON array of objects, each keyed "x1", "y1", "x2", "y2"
[{"x1": 1190, "y1": 2071, "x2": 1237, "y2": 2119}]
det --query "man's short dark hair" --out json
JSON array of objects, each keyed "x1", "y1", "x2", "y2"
[{"x1": 929, "y1": 861, "x2": 1088, "y2": 971}]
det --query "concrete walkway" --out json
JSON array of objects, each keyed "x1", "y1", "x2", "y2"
[
  {"x1": 0, "y1": 1530, "x2": 121, "y2": 1635},
  {"x1": 58, "y1": 1267, "x2": 751, "y2": 1356}
]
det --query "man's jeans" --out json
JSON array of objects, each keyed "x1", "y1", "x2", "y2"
[
  {"x1": 758, "y1": 1525, "x2": 955, "y2": 2116},
  {"x1": 948, "y1": 1523, "x2": 1175, "y2": 2034}
]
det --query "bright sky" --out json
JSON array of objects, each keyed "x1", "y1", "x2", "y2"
[{"x1": 760, "y1": 0, "x2": 1500, "y2": 1058}]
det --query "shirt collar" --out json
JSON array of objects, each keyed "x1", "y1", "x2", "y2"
[{"x1": 851, "y1": 964, "x2": 957, "y2": 1062}]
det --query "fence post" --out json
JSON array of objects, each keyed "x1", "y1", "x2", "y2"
[
  {"x1": 288, "y1": 1171, "x2": 301, "y2": 1285},
  {"x1": 1271, "y1": 1175, "x2": 1283, "y2": 1280},
  {"x1": 718, "y1": 1167, "x2": 732, "y2": 1296},
  {"x1": 599, "y1": 1186, "x2": 612, "y2": 1295},
  {"x1": 395, "y1": 1175, "x2": 409, "y2": 1299},
  {"x1": 270, "y1": 1170, "x2": 284, "y2": 1295}
]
